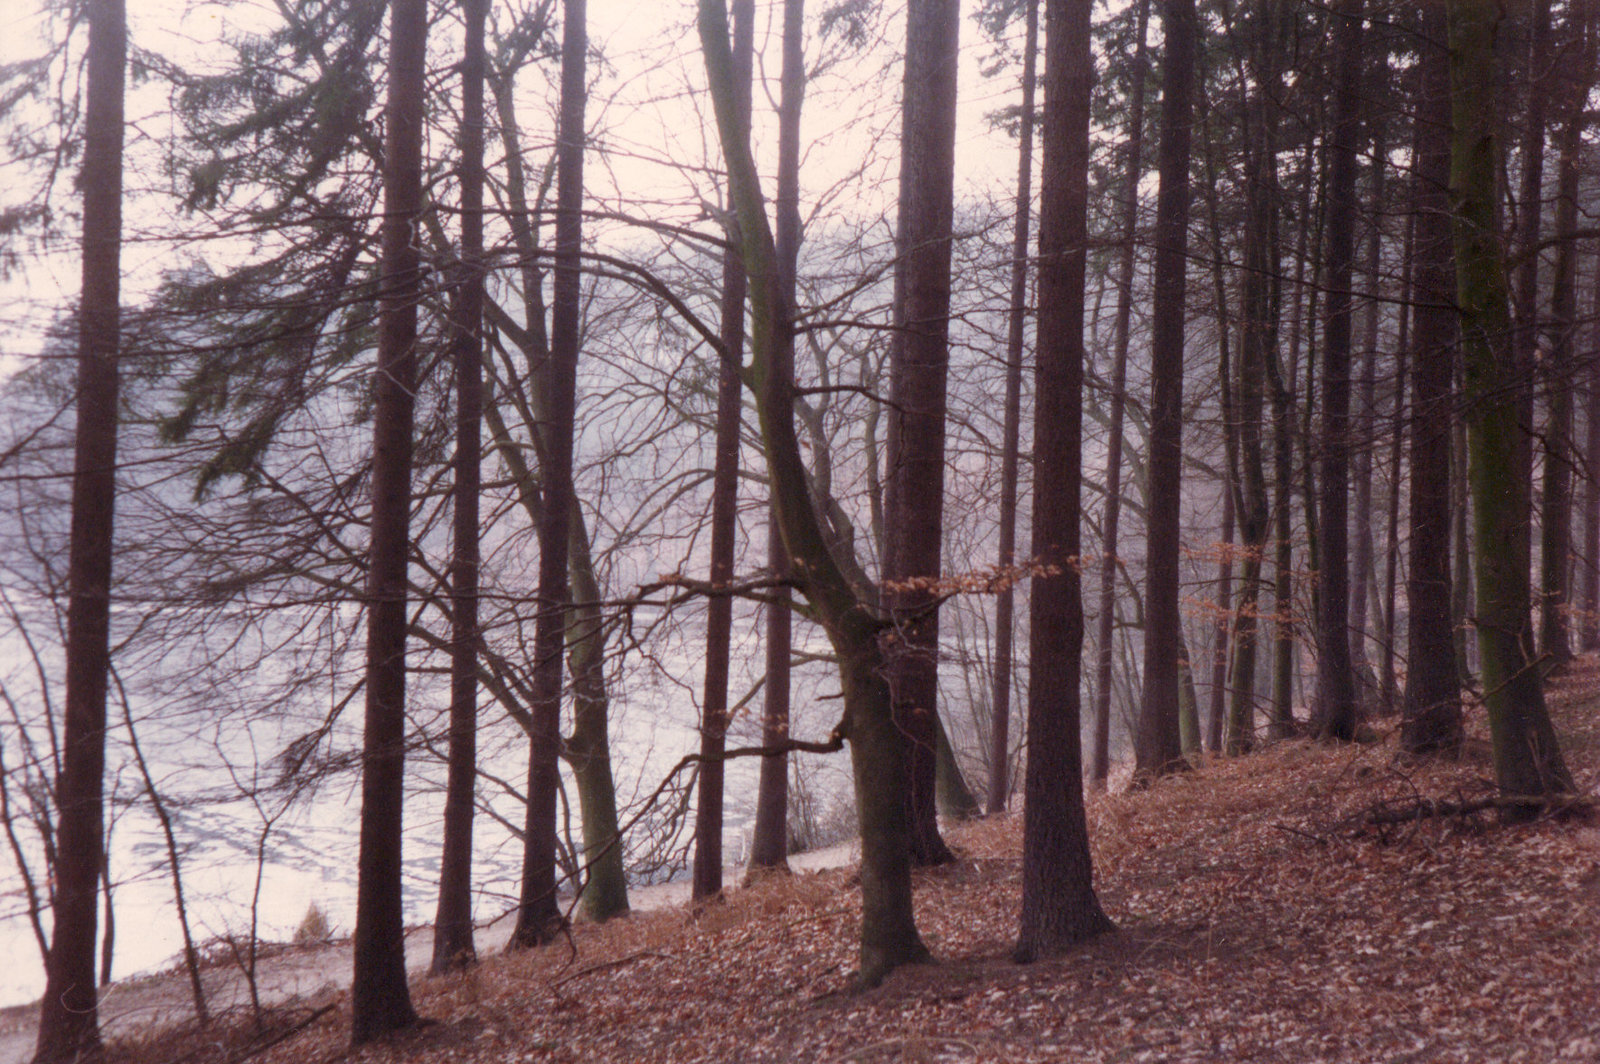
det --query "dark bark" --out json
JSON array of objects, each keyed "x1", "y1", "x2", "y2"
[
  {"x1": 350, "y1": 0, "x2": 426, "y2": 1043},
  {"x1": 1225, "y1": 0, "x2": 1278, "y2": 754},
  {"x1": 1013, "y1": 0, "x2": 1115, "y2": 962},
  {"x1": 699, "y1": 0, "x2": 930, "y2": 985},
  {"x1": 988, "y1": 0, "x2": 1038, "y2": 814},
  {"x1": 1446, "y1": 0, "x2": 1574, "y2": 809},
  {"x1": 1583, "y1": 249, "x2": 1600, "y2": 654},
  {"x1": 1401, "y1": 6, "x2": 1463, "y2": 756},
  {"x1": 1536, "y1": 21, "x2": 1594, "y2": 668},
  {"x1": 883, "y1": 0, "x2": 959, "y2": 867},
  {"x1": 1510, "y1": 0, "x2": 1553, "y2": 499},
  {"x1": 692, "y1": 0, "x2": 752, "y2": 905},
  {"x1": 431, "y1": 0, "x2": 487, "y2": 977},
  {"x1": 510, "y1": 0, "x2": 586, "y2": 948},
  {"x1": 34, "y1": 4, "x2": 123, "y2": 1058},
  {"x1": 1090, "y1": 0, "x2": 1150, "y2": 788},
  {"x1": 1310, "y1": 0, "x2": 1363, "y2": 743},
  {"x1": 748, "y1": 0, "x2": 805, "y2": 877},
  {"x1": 1134, "y1": 0, "x2": 1198, "y2": 781},
  {"x1": 1349, "y1": 121, "x2": 1385, "y2": 685}
]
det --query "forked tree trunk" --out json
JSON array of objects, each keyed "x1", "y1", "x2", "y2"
[
  {"x1": 1446, "y1": 0, "x2": 1574, "y2": 810},
  {"x1": 699, "y1": 0, "x2": 929, "y2": 985},
  {"x1": 431, "y1": 0, "x2": 487, "y2": 976},
  {"x1": 1014, "y1": 0, "x2": 1115, "y2": 961},
  {"x1": 692, "y1": 0, "x2": 752, "y2": 905},
  {"x1": 883, "y1": 0, "x2": 959, "y2": 867},
  {"x1": 988, "y1": 0, "x2": 1038, "y2": 814},
  {"x1": 510, "y1": 0, "x2": 586, "y2": 948},
  {"x1": 1135, "y1": 0, "x2": 1198, "y2": 781},
  {"x1": 350, "y1": 0, "x2": 425, "y2": 1043}
]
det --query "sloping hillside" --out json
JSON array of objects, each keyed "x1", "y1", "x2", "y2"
[{"x1": 38, "y1": 660, "x2": 1600, "y2": 1063}]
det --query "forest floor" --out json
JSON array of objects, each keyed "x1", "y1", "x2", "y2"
[{"x1": 10, "y1": 657, "x2": 1600, "y2": 1064}]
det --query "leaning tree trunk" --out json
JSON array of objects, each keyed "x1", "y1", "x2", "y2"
[
  {"x1": 510, "y1": 0, "x2": 586, "y2": 948},
  {"x1": 1090, "y1": 0, "x2": 1150, "y2": 788},
  {"x1": 988, "y1": 0, "x2": 1038, "y2": 814},
  {"x1": 882, "y1": 0, "x2": 960, "y2": 867},
  {"x1": 350, "y1": 0, "x2": 426, "y2": 1043},
  {"x1": 1310, "y1": 0, "x2": 1363, "y2": 743},
  {"x1": 1446, "y1": 0, "x2": 1574, "y2": 810},
  {"x1": 1014, "y1": 0, "x2": 1115, "y2": 961},
  {"x1": 699, "y1": 0, "x2": 929, "y2": 986},
  {"x1": 35, "y1": 3, "x2": 124, "y2": 1058},
  {"x1": 1135, "y1": 0, "x2": 1199, "y2": 781},
  {"x1": 431, "y1": 0, "x2": 487, "y2": 976},
  {"x1": 1401, "y1": 3, "x2": 1463, "y2": 756},
  {"x1": 692, "y1": 0, "x2": 752, "y2": 905},
  {"x1": 748, "y1": 0, "x2": 806, "y2": 877}
]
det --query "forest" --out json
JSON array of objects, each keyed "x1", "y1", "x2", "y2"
[{"x1": 1, "y1": 0, "x2": 1597, "y2": 1059}]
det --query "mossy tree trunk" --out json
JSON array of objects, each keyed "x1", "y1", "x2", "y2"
[
  {"x1": 1446, "y1": 0, "x2": 1574, "y2": 809},
  {"x1": 698, "y1": 0, "x2": 929, "y2": 985}
]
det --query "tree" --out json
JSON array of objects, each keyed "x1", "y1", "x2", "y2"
[
  {"x1": 510, "y1": 0, "x2": 587, "y2": 948},
  {"x1": 699, "y1": 0, "x2": 931, "y2": 984},
  {"x1": 33, "y1": 1, "x2": 125, "y2": 1058},
  {"x1": 882, "y1": 0, "x2": 960, "y2": 866},
  {"x1": 431, "y1": 0, "x2": 489, "y2": 976},
  {"x1": 1223, "y1": 0, "x2": 1280, "y2": 757},
  {"x1": 1446, "y1": 0, "x2": 1574, "y2": 811},
  {"x1": 1310, "y1": 0, "x2": 1362, "y2": 743},
  {"x1": 1134, "y1": 0, "x2": 1198, "y2": 781},
  {"x1": 349, "y1": 0, "x2": 426, "y2": 1043},
  {"x1": 984, "y1": 0, "x2": 1038, "y2": 815},
  {"x1": 1536, "y1": 5, "x2": 1595, "y2": 669},
  {"x1": 1013, "y1": 0, "x2": 1114, "y2": 960},
  {"x1": 748, "y1": 0, "x2": 806, "y2": 877},
  {"x1": 1090, "y1": 0, "x2": 1149, "y2": 787},
  {"x1": 1400, "y1": 3, "x2": 1463, "y2": 757},
  {"x1": 692, "y1": 0, "x2": 752, "y2": 905}
]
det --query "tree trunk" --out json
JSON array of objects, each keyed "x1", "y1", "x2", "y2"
[
  {"x1": 350, "y1": 0, "x2": 425, "y2": 1043},
  {"x1": 488, "y1": 38, "x2": 627, "y2": 923},
  {"x1": 1401, "y1": 4, "x2": 1463, "y2": 756},
  {"x1": 883, "y1": 0, "x2": 959, "y2": 867},
  {"x1": 1582, "y1": 249, "x2": 1600, "y2": 654},
  {"x1": 699, "y1": 0, "x2": 930, "y2": 986},
  {"x1": 1014, "y1": 0, "x2": 1115, "y2": 961},
  {"x1": 1091, "y1": 0, "x2": 1150, "y2": 789},
  {"x1": 1536, "y1": 22, "x2": 1594, "y2": 669},
  {"x1": 1225, "y1": 0, "x2": 1278, "y2": 752},
  {"x1": 34, "y1": 3, "x2": 123, "y2": 1058},
  {"x1": 692, "y1": 0, "x2": 752, "y2": 905},
  {"x1": 1349, "y1": 120, "x2": 1385, "y2": 690},
  {"x1": 510, "y1": 0, "x2": 586, "y2": 948},
  {"x1": 988, "y1": 0, "x2": 1038, "y2": 814},
  {"x1": 748, "y1": 0, "x2": 805, "y2": 877},
  {"x1": 1446, "y1": 0, "x2": 1574, "y2": 810},
  {"x1": 431, "y1": 0, "x2": 487, "y2": 976},
  {"x1": 1310, "y1": 0, "x2": 1363, "y2": 743},
  {"x1": 1135, "y1": 0, "x2": 1198, "y2": 782}
]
